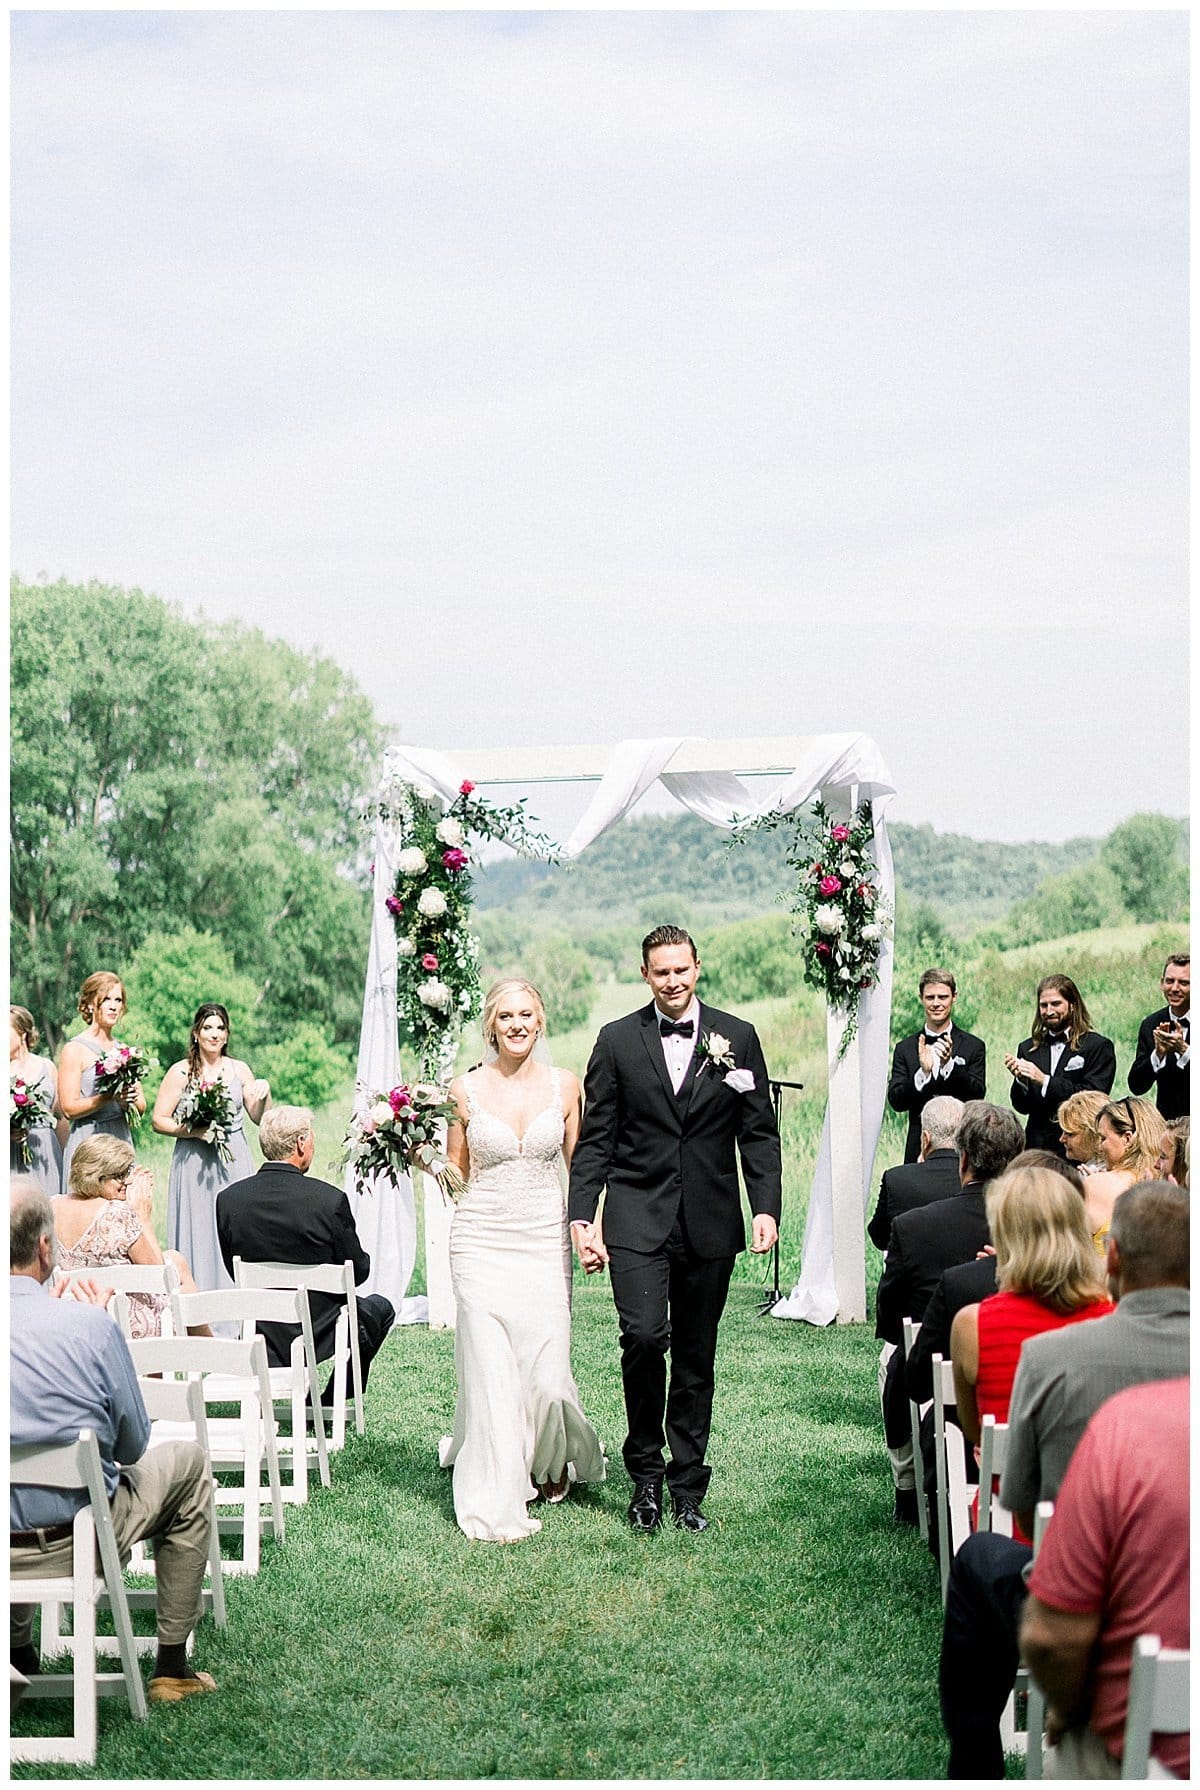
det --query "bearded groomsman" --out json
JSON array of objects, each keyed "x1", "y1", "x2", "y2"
[
  {"x1": 1005, "y1": 974, "x2": 1116, "y2": 1155},
  {"x1": 887, "y1": 969, "x2": 986, "y2": 1163},
  {"x1": 1128, "y1": 953, "x2": 1190, "y2": 1119}
]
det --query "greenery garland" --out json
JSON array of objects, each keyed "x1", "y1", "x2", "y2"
[
  {"x1": 737, "y1": 799, "x2": 892, "y2": 1057},
  {"x1": 369, "y1": 774, "x2": 559, "y2": 1082}
]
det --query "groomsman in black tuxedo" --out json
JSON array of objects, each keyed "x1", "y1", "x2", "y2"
[
  {"x1": 887, "y1": 968, "x2": 987, "y2": 1163},
  {"x1": 567, "y1": 925, "x2": 782, "y2": 1534},
  {"x1": 1128, "y1": 953, "x2": 1190, "y2": 1118},
  {"x1": 1005, "y1": 974, "x2": 1116, "y2": 1155}
]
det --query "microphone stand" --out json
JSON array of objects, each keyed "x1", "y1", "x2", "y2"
[{"x1": 759, "y1": 1078, "x2": 804, "y2": 1315}]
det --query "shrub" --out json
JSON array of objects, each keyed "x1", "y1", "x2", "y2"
[
  {"x1": 257, "y1": 1024, "x2": 353, "y2": 1108},
  {"x1": 698, "y1": 914, "x2": 806, "y2": 1005}
]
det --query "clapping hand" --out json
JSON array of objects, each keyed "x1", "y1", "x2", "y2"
[
  {"x1": 126, "y1": 1166, "x2": 154, "y2": 1222},
  {"x1": 1005, "y1": 1052, "x2": 1045, "y2": 1087},
  {"x1": 51, "y1": 1273, "x2": 113, "y2": 1307},
  {"x1": 1154, "y1": 1021, "x2": 1183, "y2": 1057}
]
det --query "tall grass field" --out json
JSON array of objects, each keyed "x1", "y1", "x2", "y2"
[{"x1": 15, "y1": 920, "x2": 1179, "y2": 1777}]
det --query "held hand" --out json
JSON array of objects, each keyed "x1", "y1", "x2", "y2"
[
  {"x1": 570, "y1": 1221, "x2": 609, "y2": 1274},
  {"x1": 750, "y1": 1214, "x2": 779, "y2": 1254}
]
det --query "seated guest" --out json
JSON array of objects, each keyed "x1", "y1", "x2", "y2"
[
  {"x1": 1127, "y1": 951, "x2": 1190, "y2": 1119},
  {"x1": 887, "y1": 969, "x2": 985, "y2": 1163},
  {"x1": 875, "y1": 1101, "x2": 1023, "y2": 1525},
  {"x1": 216, "y1": 1105, "x2": 395, "y2": 1397},
  {"x1": 939, "y1": 1179, "x2": 1189, "y2": 1778},
  {"x1": 1004, "y1": 975, "x2": 1115, "y2": 1156},
  {"x1": 868, "y1": 1095, "x2": 964, "y2": 1253},
  {"x1": 10, "y1": 1179, "x2": 217, "y2": 1702},
  {"x1": 905, "y1": 1151, "x2": 1084, "y2": 1552},
  {"x1": 1157, "y1": 1115, "x2": 1189, "y2": 1187},
  {"x1": 1021, "y1": 1375, "x2": 1189, "y2": 1778},
  {"x1": 951, "y1": 1164, "x2": 1113, "y2": 1538},
  {"x1": 1055, "y1": 1089, "x2": 1109, "y2": 1176},
  {"x1": 54, "y1": 1135, "x2": 209, "y2": 1337},
  {"x1": 1084, "y1": 1095, "x2": 1167, "y2": 1251}
]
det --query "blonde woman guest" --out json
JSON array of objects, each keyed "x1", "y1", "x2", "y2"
[
  {"x1": 54, "y1": 1135, "x2": 210, "y2": 1337},
  {"x1": 1055, "y1": 1089, "x2": 1109, "y2": 1176},
  {"x1": 58, "y1": 972, "x2": 146, "y2": 1191},
  {"x1": 1157, "y1": 1117, "x2": 1190, "y2": 1188},
  {"x1": 952, "y1": 1163, "x2": 1113, "y2": 1541},
  {"x1": 152, "y1": 1003, "x2": 270, "y2": 1294},
  {"x1": 441, "y1": 978, "x2": 605, "y2": 1542},
  {"x1": 9, "y1": 1006, "x2": 64, "y2": 1196},
  {"x1": 1083, "y1": 1095, "x2": 1168, "y2": 1251}
]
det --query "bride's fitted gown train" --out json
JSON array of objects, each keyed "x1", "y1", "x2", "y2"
[{"x1": 439, "y1": 1069, "x2": 605, "y2": 1541}]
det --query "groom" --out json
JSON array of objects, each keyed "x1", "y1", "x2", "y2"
[{"x1": 568, "y1": 925, "x2": 782, "y2": 1533}]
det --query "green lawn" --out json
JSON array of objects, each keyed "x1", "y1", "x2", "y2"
[{"x1": 12, "y1": 1286, "x2": 950, "y2": 1780}]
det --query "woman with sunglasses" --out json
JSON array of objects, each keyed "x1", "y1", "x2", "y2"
[{"x1": 52, "y1": 1133, "x2": 210, "y2": 1336}]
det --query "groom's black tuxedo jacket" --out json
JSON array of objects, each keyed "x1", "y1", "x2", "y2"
[
  {"x1": 567, "y1": 1000, "x2": 782, "y2": 1260},
  {"x1": 1009, "y1": 1029, "x2": 1116, "y2": 1154},
  {"x1": 1127, "y1": 1007, "x2": 1190, "y2": 1118},
  {"x1": 887, "y1": 1026, "x2": 987, "y2": 1163}
]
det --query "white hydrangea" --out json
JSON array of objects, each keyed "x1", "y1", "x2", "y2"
[
  {"x1": 861, "y1": 922, "x2": 882, "y2": 941},
  {"x1": 435, "y1": 817, "x2": 464, "y2": 847},
  {"x1": 369, "y1": 1099, "x2": 395, "y2": 1127},
  {"x1": 417, "y1": 887, "x2": 448, "y2": 918},
  {"x1": 412, "y1": 783, "x2": 437, "y2": 802},
  {"x1": 396, "y1": 847, "x2": 428, "y2": 876},
  {"x1": 814, "y1": 904, "x2": 845, "y2": 935},
  {"x1": 395, "y1": 937, "x2": 416, "y2": 958},
  {"x1": 839, "y1": 860, "x2": 857, "y2": 878},
  {"x1": 418, "y1": 978, "x2": 453, "y2": 1011}
]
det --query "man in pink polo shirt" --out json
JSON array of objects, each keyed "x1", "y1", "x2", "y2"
[{"x1": 1021, "y1": 1377, "x2": 1189, "y2": 1779}]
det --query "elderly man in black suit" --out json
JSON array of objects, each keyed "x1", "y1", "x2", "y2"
[
  {"x1": 1005, "y1": 974, "x2": 1115, "y2": 1155},
  {"x1": 568, "y1": 925, "x2": 782, "y2": 1534},
  {"x1": 875, "y1": 1100, "x2": 1024, "y2": 1524},
  {"x1": 216, "y1": 1104, "x2": 395, "y2": 1397},
  {"x1": 1128, "y1": 953, "x2": 1190, "y2": 1119},
  {"x1": 887, "y1": 969, "x2": 986, "y2": 1163},
  {"x1": 868, "y1": 1094, "x2": 965, "y2": 1253}
]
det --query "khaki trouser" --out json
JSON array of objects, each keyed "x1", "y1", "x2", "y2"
[
  {"x1": 1044, "y1": 1726, "x2": 1122, "y2": 1779},
  {"x1": 11, "y1": 1440, "x2": 211, "y2": 1650}
]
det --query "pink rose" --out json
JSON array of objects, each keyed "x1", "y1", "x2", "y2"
[
  {"x1": 831, "y1": 824, "x2": 850, "y2": 843},
  {"x1": 385, "y1": 895, "x2": 404, "y2": 917},
  {"x1": 12, "y1": 1089, "x2": 29, "y2": 1107},
  {"x1": 421, "y1": 953, "x2": 439, "y2": 971},
  {"x1": 388, "y1": 1085, "x2": 410, "y2": 1113},
  {"x1": 459, "y1": 780, "x2": 475, "y2": 795},
  {"x1": 818, "y1": 875, "x2": 843, "y2": 897},
  {"x1": 815, "y1": 941, "x2": 832, "y2": 958},
  {"x1": 442, "y1": 848, "x2": 468, "y2": 873}
]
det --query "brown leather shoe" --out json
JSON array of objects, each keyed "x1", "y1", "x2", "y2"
[{"x1": 148, "y1": 1670, "x2": 218, "y2": 1703}]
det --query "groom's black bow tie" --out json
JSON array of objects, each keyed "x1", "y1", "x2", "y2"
[{"x1": 660, "y1": 1018, "x2": 695, "y2": 1039}]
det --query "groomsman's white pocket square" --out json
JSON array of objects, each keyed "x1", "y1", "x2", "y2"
[
  {"x1": 1066, "y1": 1055, "x2": 1085, "y2": 1071},
  {"x1": 724, "y1": 1069, "x2": 756, "y2": 1093},
  {"x1": 953, "y1": 1055, "x2": 966, "y2": 1067}
]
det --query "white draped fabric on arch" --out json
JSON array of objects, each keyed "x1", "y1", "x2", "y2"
[{"x1": 348, "y1": 734, "x2": 896, "y2": 1328}]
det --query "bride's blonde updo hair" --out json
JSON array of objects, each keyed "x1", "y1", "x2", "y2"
[{"x1": 481, "y1": 979, "x2": 547, "y2": 1055}]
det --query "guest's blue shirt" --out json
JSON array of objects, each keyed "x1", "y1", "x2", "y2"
[{"x1": 10, "y1": 1275, "x2": 150, "y2": 1530}]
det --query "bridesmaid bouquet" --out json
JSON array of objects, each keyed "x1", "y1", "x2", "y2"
[
  {"x1": 341, "y1": 1081, "x2": 467, "y2": 1203},
  {"x1": 92, "y1": 1043, "x2": 156, "y2": 1132},
  {"x1": 174, "y1": 1077, "x2": 237, "y2": 1163},
  {"x1": 10, "y1": 1073, "x2": 54, "y2": 1166}
]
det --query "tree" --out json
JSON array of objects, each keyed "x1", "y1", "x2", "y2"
[
  {"x1": 122, "y1": 929, "x2": 262, "y2": 1067},
  {"x1": 10, "y1": 576, "x2": 382, "y2": 1050},
  {"x1": 1099, "y1": 814, "x2": 1188, "y2": 924},
  {"x1": 520, "y1": 936, "x2": 596, "y2": 1036},
  {"x1": 257, "y1": 1024, "x2": 353, "y2": 1108},
  {"x1": 698, "y1": 914, "x2": 806, "y2": 1005}
]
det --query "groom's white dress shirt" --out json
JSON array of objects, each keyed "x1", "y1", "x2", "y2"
[{"x1": 658, "y1": 999, "x2": 700, "y2": 1094}]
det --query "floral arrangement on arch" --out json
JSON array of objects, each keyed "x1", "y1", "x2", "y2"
[
  {"x1": 739, "y1": 799, "x2": 892, "y2": 1057},
  {"x1": 371, "y1": 774, "x2": 558, "y2": 1082}
]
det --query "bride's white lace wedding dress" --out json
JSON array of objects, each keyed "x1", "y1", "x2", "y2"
[{"x1": 439, "y1": 1067, "x2": 605, "y2": 1541}]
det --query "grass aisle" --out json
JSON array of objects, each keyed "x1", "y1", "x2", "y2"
[{"x1": 14, "y1": 1284, "x2": 951, "y2": 1781}]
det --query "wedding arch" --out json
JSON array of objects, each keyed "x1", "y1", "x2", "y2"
[{"x1": 346, "y1": 734, "x2": 897, "y2": 1328}]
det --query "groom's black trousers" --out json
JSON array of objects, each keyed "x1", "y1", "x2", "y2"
[{"x1": 607, "y1": 1213, "x2": 735, "y2": 1501}]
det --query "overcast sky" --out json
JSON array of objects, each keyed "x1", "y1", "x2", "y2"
[{"x1": 11, "y1": 10, "x2": 1188, "y2": 844}]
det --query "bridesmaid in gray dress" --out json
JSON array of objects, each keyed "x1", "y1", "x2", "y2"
[
  {"x1": 58, "y1": 971, "x2": 147, "y2": 1193},
  {"x1": 9, "y1": 1005, "x2": 64, "y2": 1197},
  {"x1": 152, "y1": 1002, "x2": 271, "y2": 1293}
]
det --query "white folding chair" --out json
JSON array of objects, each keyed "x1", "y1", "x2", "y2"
[
  {"x1": 233, "y1": 1257, "x2": 366, "y2": 1451},
  {"x1": 56, "y1": 1260, "x2": 180, "y2": 1339},
  {"x1": 901, "y1": 1316, "x2": 929, "y2": 1541},
  {"x1": 932, "y1": 1354, "x2": 973, "y2": 1602},
  {"x1": 170, "y1": 1286, "x2": 331, "y2": 1502},
  {"x1": 10, "y1": 1429, "x2": 148, "y2": 1764},
  {"x1": 128, "y1": 1332, "x2": 286, "y2": 1577},
  {"x1": 1022, "y1": 1500, "x2": 1055, "y2": 1781},
  {"x1": 977, "y1": 1416, "x2": 1015, "y2": 1538},
  {"x1": 1122, "y1": 1635, "x2": 1190, "y2": 1779}
]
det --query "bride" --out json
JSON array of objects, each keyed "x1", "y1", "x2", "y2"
[{"x1": 440, "y1": 977, "x2": 605, "y2": 1541}]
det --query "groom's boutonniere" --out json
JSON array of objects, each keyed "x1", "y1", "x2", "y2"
[{"x1": 696, "y1": 1031, "x2": 735, "y2": 1074}]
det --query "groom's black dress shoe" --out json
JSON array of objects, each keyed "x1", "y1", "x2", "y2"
[
  {"x1": 671, "y1": 1497, "x2": 709, "y2": 1533},
  {"x1": 627, "y1": 1480, "x2": 663, "y2": 1532}
]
